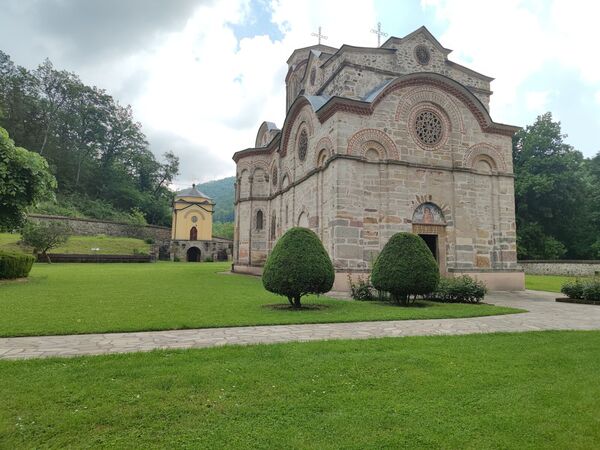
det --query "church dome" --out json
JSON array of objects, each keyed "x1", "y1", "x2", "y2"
[{"x1": 175, "y1": 184, "x2": 212, "y2": 199}]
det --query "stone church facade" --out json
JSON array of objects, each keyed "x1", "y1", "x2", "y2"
[{"x1": 232, "y1": 26, "x2": 524, "y2": 290}]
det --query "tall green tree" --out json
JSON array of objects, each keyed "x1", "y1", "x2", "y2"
[
  {"x1": 587, "y1": 152, "x2": 600, "y2": 257},
  {"x1": 513, "y1": 113, "x2": 592, "y2": 259},
  {"x1": 0, "y1": 51, "x2": 179, "y2": 226},
  {"x1": 0, "y1": 126, "x2": 56, "y2": 230}
]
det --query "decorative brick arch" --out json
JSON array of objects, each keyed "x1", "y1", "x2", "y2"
[
  {"x1": 236, "y1": 162, "x2": 251, "y2": 176},
  {"x1": 238, "y1": 168, "x2": 251, "y2": 198},
  {"x1": 297, "y1": 206, "x2": 310, "y2": 228},
  {"x1": 394, "y1": 86, "x2": 465, "y2": 134},
  {"x1": 250, "y1": 160, "x2": 269, "y2": 177},
  {"x1": 280, "y1": 100, "x2": 319, "y2": 157},
  {"x1": 314, "y1": 136, "x2": 334, "y2": 167},
  {"x1": 284, "y1": 105, "x2": 315, "y2": 158},
  {"x1": 463, "y1": 143, "x2": 507, "y2": 172},
  {"x1": 346, "y1": 128, "x2": 399, "y2": 160},
  {"x1": 280, "y1": 167, "x2": 292, "y2": 189}
]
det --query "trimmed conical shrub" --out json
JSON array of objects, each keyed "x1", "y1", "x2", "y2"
[
  {"x1": 371, "y1": 232, "x2": 439, "y2": 304},
  {"x1": 262, "y1": 227, "x2": 334, "y2": 308}
]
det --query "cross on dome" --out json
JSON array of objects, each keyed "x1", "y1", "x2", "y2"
[
  {"x1": 311, "y1": 26, "x2": 328, "y2": 45},
  {"x1": 371, "y1": 21, "x2": 388, "y2": 46}
]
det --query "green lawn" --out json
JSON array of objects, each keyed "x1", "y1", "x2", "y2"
[
  {"x1": 526, "y1": 274, "x2": 579, "y2": 293},
  {"x1": 2, "y1": 331, "x2": 600, "y2": 448},
  {"x1": 0, "y1": 232, "x2": 151, "y2": 255},
  {"x1": 0, "y1": 262, "x2": 521, "y2": 337}
]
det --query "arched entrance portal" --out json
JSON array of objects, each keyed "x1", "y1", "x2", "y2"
[
  {"x1": 412, "y1": 202, "x2": 447, "y2": 275},
  {"x1": 186, "y1": 246, "x2": 202, "y2": 262}
]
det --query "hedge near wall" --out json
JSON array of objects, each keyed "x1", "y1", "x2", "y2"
[{"x1": 0, "y1": 251, "x2": 35, "y2": 279}]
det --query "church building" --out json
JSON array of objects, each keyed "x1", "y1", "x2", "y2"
[
  {"x1": 232, "y1": 26, "x2": 523, "y2": 290},
  {"x1": 170, "y1": 184, "x2": 232, "y2": 262}
]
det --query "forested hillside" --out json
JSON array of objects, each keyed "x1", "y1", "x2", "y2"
[
  {"x1": 196, "y1": 176, "x2": 235, "y2": 223},
  {"x1": 0, "y1": 51, "x2": 178, "y2": 226}
]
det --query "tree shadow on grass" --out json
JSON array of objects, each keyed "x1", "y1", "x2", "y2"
[{"x1": 263, "y1": 304, "x2": 330, "y2": 311}]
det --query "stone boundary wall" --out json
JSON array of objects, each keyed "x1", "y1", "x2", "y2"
[
  {"x1": 38, "y1": 254, "x2": 153, "y2": 263},
  {"x1": 520, "y1": 260, "x2": 600, "y2": 277},
  {"x1": 28, "y1": 214, "x2": 171, "y2": 242}
]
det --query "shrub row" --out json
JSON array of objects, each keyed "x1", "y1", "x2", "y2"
[
  {"x1": 561, "y1": 278, "x2": 600, "y2": 301},
  {"x1": 0, "y1": 251, "x2": 35, "y2": 279},
  {"x1": 349, "y1": 273, "x2": 487, "y2": 304},
  {"x1": 429, "y1": 276, "x2": 487, "y2": 304}
]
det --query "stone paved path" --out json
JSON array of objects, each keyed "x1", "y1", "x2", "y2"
[{"x1": 2, "y1": 290, "x2": 600, "y2": 360}]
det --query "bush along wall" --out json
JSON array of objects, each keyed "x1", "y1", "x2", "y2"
[
  {"x1": 429, "y1": 276, "x2": 487, "y2": 304},
  {"x1": 560, "y1": 278, "x2": 600, "y2": 304},
  {"x1": 350, "y1": 273, "x2": 487, "y2": 304},
  {"x1": 0, "y1": 251, "x2": 35, "y2": 279}
]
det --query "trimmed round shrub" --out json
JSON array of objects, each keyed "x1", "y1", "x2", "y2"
[
  {"x1": 0, "y1": 250, "x2": 35, "y2": 279},
  {"x1": 262, "y1": 227, "x2": 334, "y2": 308},
  {"x1": 371, "y1": 232, "x2": 439, "y2": 304}
]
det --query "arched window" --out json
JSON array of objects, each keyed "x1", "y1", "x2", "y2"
[
  {"x1": 317, "y1": 149, "x2": 328, "y2": 167},
  {"x1": 271, "y1": 213, "x2": 276, "y2": 239},
  {"x1": 190, "y1": 226, "x2": 198, "y2": 240},
  {"x1": 256, "y1": 210, "x2": 264, "y2": 230}
]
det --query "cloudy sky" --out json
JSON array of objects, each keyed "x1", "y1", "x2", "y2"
[{"x1": 1, "y1": 0, "x2": 598, "y2": 188}]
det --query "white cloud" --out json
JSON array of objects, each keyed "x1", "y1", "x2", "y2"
[
  {"x1": 130, "y1": 0, "x2": 378, "y2": 184},
  {"x1": 421, "y1": 0, "x2": 549, "y2": 122},
  {"x1": 420, "y1": 0, "x2": 599, "y2": 130},
  {"x1": 525, "y1": 90, "x2": 551, "y2": 112}
]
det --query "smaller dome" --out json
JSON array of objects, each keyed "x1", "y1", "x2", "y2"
[{"x1": 175, "y1": 184, "x2": 212, "y2": 199}]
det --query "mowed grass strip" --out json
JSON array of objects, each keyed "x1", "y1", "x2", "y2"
[
  {"x1": 0, "y1": 262, "x2": 521, "y2": 337},
  {"x1": 0, "y1": 232, "x2": 151, "y2": 255},
  {"x1": 525, "y1": 274, "x2": 581, "y2": 293},
  {"x1": 2, "y1": 331, "x2": 600, "y2": 449}
]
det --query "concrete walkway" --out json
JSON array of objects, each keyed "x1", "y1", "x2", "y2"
[{"x1": 2, "y1": 290, "x2": 600, "y2": 360}]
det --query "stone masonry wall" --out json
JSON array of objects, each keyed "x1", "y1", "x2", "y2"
[
  {"x1": 28, "y1": 214, "x2": 171, "y2": 243},
  {"x1": 520, "y1": 261, "x2": 600, "y2": 277}
]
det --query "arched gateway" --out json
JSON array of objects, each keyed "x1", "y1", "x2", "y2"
[
  {"x1": 231, "y1": 26, "x2": 524, "y2": 291},
  {"x1": 186, "y1": 246, "x2": 201, "y2": 262}
]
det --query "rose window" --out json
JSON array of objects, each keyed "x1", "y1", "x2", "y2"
[
  {"x1": 414, "y1": 110, "x2": 443, "y2": 146},
  {"x1": 415, "y1": 45, "x2": 430, "y2": 65}
]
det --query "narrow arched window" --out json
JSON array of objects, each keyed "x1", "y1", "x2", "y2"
[
  {"x1": 190, "y1": 226, "x2": 198, "y2": 240},
  {"x1": 256, "y1": 210, "x2": 264, "y2": 230},
  {"x1": 271, "y1": 213, "x2": 276, "y2": 239}
]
